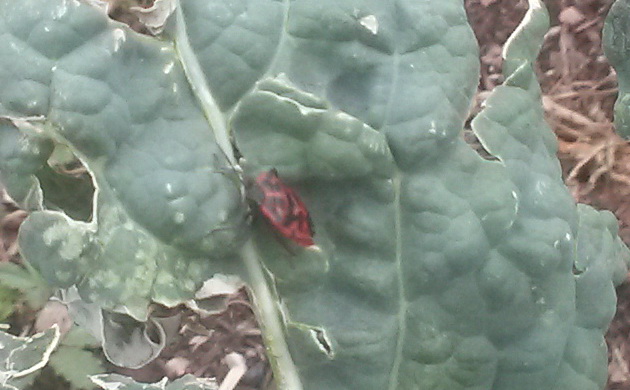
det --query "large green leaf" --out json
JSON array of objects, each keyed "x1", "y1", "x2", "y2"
[
  {"x1": 0, "y1": 0, "x2": 248, "y2": 321},
  {"x1": 227, "y1": 0, "x2": 628, "y2": 389}
]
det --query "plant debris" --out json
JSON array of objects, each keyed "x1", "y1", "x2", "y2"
[{"x1": 112, "y1": 290, "x2": 271, "y2": 390}]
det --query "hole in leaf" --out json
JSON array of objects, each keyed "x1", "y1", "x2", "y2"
[
  {"x1": 310, "y1": 328, "x2": 334, "y2": 358},
  {"x1": 463, "y1": 128, "x2": 499, "y2": 161},
  {"x1": 38, "y1": 144, "x2": 95, "y2": 222},
  {"x1": 107, "y1": 0, "x2": 157, "y2": 35},
  {"x1": 572, "y1": 263, "x2": 586, "y2": 276}
]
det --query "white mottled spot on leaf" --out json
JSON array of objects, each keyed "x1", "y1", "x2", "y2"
[
  {"x1": 155, "y1": 272, "x2": 174, "y2": 285},
  {"x1": 101, "y1": 270, "x2": 120, "y2": 288},
  {"x1": 56, "y1": 270, "x2": 72, "y2": 282},
  {"x1": 42, "y1": 223, "x2": 62, "y2": 246},
  {"x1": 188, "y1": 263, "x2": 202, "y2": 275},
  {"x1": 60, "y1": 231, "x2": 84, "y2": 260},
  {"x1": 174, "y1": 212, "x2": 185, "y2": 224},
  {"x1": 183, "y1": 279, "x2": 195, "y2": 291}
]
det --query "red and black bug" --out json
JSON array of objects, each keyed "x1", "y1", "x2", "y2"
[{"x1": 250, "y1": 169, "x2": 315, "y2": 247}]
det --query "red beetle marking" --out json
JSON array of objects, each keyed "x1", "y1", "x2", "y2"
[{"x1": 252, "y1": 169, "x2": 315, "y2": 247}]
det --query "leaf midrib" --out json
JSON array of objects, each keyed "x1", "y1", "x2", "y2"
[
  {"x1": 173, "y1": 3, "x2": 235, "y2": 166},
  {"x1": 388, "y1": 171, "x2": 407, "y2": 390}
]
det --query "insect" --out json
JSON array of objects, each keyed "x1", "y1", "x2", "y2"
[{"x1": 250, "y1": 169, "x2": 315, "y2": 248}]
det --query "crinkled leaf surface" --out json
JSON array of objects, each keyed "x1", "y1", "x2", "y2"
[
  {"x1": 228, "y1": 0, "x2": 627, "y2": 389},
  {"x1": 0, "y1": 0, "x2": 629, "y2": 389},
  {"x1": 0, "y1": 0, "x2": 248, "y2": 321}
]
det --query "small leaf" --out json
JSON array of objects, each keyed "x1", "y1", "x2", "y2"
[
  {"x1": 101, "y1": 311, "x2": 165, "y2": 369},
  {"x1": 0, "y1": 326, "x2": 60, "y2": 380},
  {"x1": 0, "y1": 285, "x2": 19, "y2": 322},
  {"x1": 48, "y1": 345, "x2": 104, "y2": 390},
  {"x1": 0, "y1": 262, "x2": 52, "y2": 309},
  {"x1": 61, "y1": 327, "x2": 101, "y2": 349}
]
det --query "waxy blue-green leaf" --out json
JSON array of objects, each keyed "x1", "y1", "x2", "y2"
[
  {"x1": 224, "y1": 0, "x2": 627, "y2": 389},
  {"x1": 0, "y1": 121, "x2": 53, "y2": 210},
  {"x1": 0, "y1": 0, "x2": 248, "y2": 321},
  {"x1": 232, "y1": 75, "x2": 395, "y2": 179}
]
